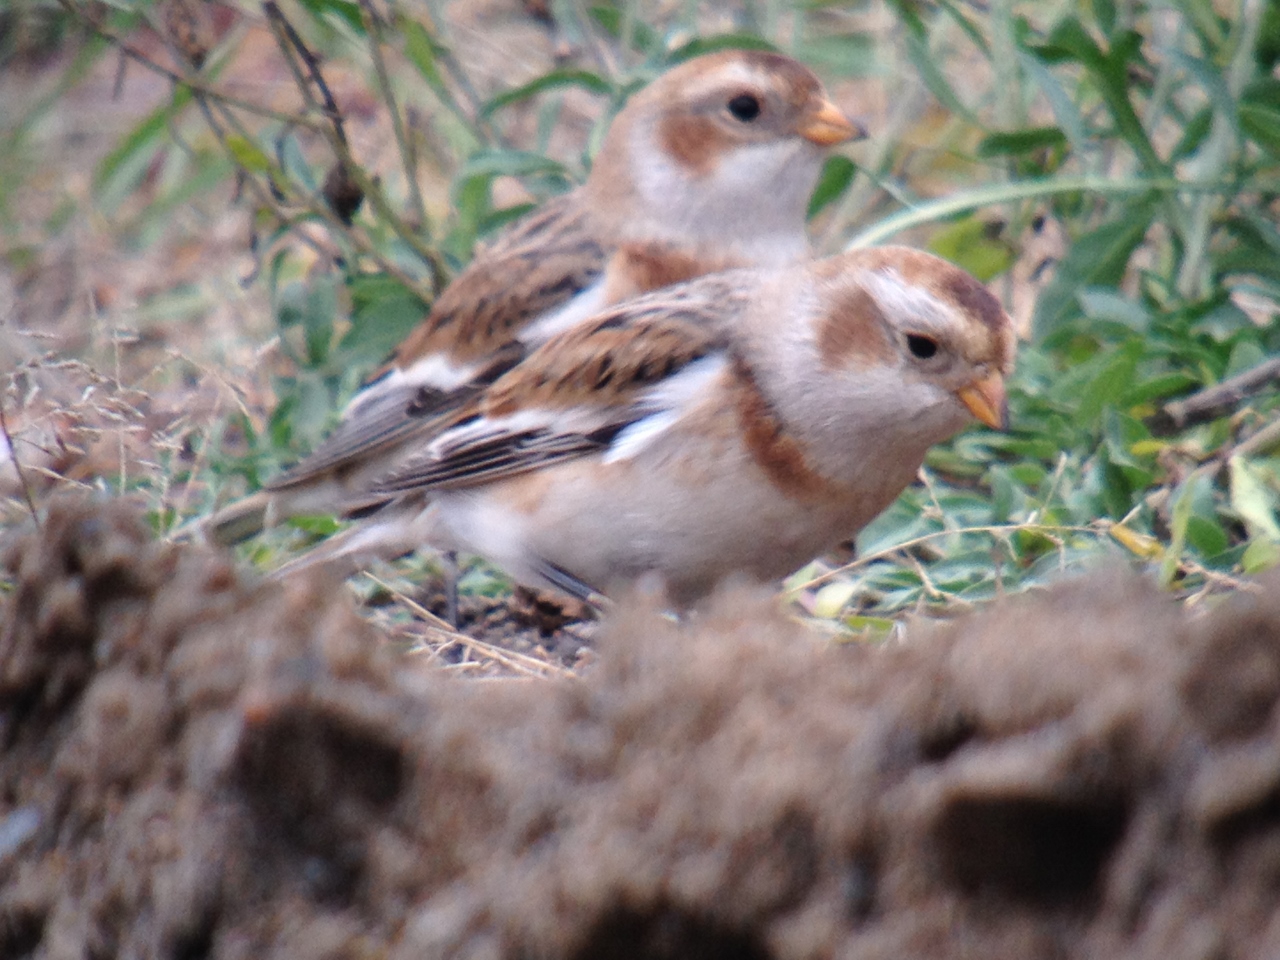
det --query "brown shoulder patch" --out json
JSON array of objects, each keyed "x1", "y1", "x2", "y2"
[
  {"x1": 818, "y1": 283, "x2": 895, "y2": 369},
  {"x1": 730, "y1": 358, "x2": 834, "y2": 503},
  {"x1": 605, "y1": 243, "x2": 741, "y2": 303}
]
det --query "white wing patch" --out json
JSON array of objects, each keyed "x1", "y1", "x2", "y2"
[
  {"x1": 343, "y1": 353, "x2": 483, "y2": 418},
  {"x1": 603, "y1": 354, "x2": 727, "y2": 464},
  {"x1": 521, "y1": 278, "x2": 610, "y2": 345}
]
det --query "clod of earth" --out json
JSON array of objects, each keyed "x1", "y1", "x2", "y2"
[{"x1": 3, "y1": 496, "x2": 1280, "y2": 959}]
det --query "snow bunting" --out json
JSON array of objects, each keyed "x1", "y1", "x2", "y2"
[{"x1": 313, "y1": 246, "x2": 1016, "y2": 606}]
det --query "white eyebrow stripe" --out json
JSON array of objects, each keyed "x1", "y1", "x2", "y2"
[{"x1": 858, "y1": 267, "x2": 955, "y2": 334}]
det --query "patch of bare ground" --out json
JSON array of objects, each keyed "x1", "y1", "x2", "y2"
[{"x1": 2, "y1": 495, "x2": 1280, "y2": 959}]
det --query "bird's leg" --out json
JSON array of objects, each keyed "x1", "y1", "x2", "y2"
[{"x1": 442, "y1": 549, "x2": 461, "y2": 629}]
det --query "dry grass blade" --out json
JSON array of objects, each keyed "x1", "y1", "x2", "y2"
[{"x1": 361, "y1": 572, "x2": 574, "y2": 679}]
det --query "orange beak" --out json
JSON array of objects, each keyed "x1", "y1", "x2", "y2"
[
  {"x1": 956, "y1": 373, "x2": 1008, "y2": 430},
  {"x1": 798, "y1": 99, "x2": 865, "y2": 146}
]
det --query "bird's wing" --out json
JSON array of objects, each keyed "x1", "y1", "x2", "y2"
[
  {"x1": 367, "y1": 277, "x2": 749, "y2": 493},
  {"x1": 266, "y1": 191, "x2": 605, "y2": 490}
]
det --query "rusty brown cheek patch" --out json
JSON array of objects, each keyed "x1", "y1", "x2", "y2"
[
  {"x1": 657, "y1": 113, "x2": 727, "y2": 177},
  {"x1": 818, "y1": 286, "x2": 895, "y2": 368},
  {"x1": 731, "y1": 360, "x2": 833, "y2": 503}
]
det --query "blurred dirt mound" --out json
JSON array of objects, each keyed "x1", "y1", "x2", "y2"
[{"x1": 3, "y1": 497, "x2": 1280, "y2": 959}]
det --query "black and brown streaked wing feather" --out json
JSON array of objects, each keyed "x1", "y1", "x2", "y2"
[
  {"x1": 374, "y1": 191, "x2": 609, "y2": 375},
  {"x1": 369, "y1": 278, "x2": 745, "y2": 493}
]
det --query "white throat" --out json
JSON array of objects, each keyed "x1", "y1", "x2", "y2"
[{"x1": 626, "y1": 125, "x2": 819, "y2": 265}]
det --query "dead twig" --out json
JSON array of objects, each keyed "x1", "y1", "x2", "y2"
[
  {"x1": 1150, "y1": 356, "x2": 1280, "y2": 433},
  {"x1": 0, "y1": 398, "x2": 40, "y2": 527},
  {"x1": 262, "y1": 0, "x2": 448, "y2": 292},
  {"x1": 57, "y1": 0, "x2": 326, "y2": 130}
]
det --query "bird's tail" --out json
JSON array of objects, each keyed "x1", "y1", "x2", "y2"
[
  {"x1": 268, "y1": 506, "x2": 428, "y2": 581},
  {"x1": 170, "y1": 490, "x2": 273, "y2": 546}
]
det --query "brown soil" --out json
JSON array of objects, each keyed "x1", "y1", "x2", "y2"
[{"x1": 3, "y1": 495, "x2": 1280, "y2": 959}]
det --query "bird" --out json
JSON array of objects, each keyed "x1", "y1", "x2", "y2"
[
  {"x1": 202, "y1": 49, "x2": 862, "y2": 545},
  {"x1": 299, "y1": 246, "x2": 1016, "y2": 608}
]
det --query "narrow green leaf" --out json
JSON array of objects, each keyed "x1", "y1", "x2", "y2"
[
  {"x1": 670, "y1": 33, "x2": 780, "y2": 61},
  {"x1": 1094, "y1": 0, "x2": 1117, "y2": 35},
  {"x1": 94, "y1": 86, "x2": 193, "y2": 192},
  {"x1": 904, "y1": 30, "x2": 975, "y2": 122},
  {"x1": 807, "y1": 155, "x2": 857, "y2": 218},
  {"x1": 934, "y1": 0, "x2": 990, "y2": 56},
  {"x1": 1018, "y1": 51, "x2": 1089, "y2": 152},
  {"x1": 978, "y1": 127, "x2": 1067, "y2": 157},
  {"x1": 400, "y1": 17, "x2": 447, "y2": 94},
  {"x1": 588, "y1": 6, "x2": 660, "y2": 54},
  {"x1": 1162, "y1": 469, "x2": 1204, "y2": 585},
  {"x1": 1240, "y1": 101, "x2": 1280, "y2": 158},
  {"x1": 482, "y1": 70, "x2": 611, "y2": 117},
  {"x1": 295, "y1": 0, "x2": 364, "y2": 33},
  {"x1": 225, "y1": 135, "x2": 272, "y2": 174}
]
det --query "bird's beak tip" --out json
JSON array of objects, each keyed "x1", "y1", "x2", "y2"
[
  {"x1": 800, "y1": 100, "x2": 864, "y2": 146},
  {"x1": 957, "y1": 374, "x2": 1008, "y2": 431}
]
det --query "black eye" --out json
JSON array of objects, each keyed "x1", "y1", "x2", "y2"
[
  {"x1": 906, "y1": 334, "x2": 938, "y2": 359},
  {"x1": 727, "y1": 93, "x2": 761, "y2": 122}
]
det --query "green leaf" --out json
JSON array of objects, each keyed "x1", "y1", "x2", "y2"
[
  {"x1": 1035, "y1": 19, "x2": 1162, "y2": 172},
  {"x1": 295, "y1": 0, "x2": 364, "y2": 33},
  {"x1": 978, "y1": 127, "x2": 1067, "y2": 158},
  {"x1": 1240, "y1": 99, "x2": 1280, "y2": 158},
  {"x1": 1017, "y1": 51, "x2": 1089, "y2": 152},
  {"x1": 1162, "y1": 469, "x2": 1206, "y2": 585},
  {"x1": 482, "y1": 70, "x2": 611, "y2": 117},
  {"x1": 455, "y1": 150, "x2": 568, "y2": 182},
  {"x1": 670, "y1": 33, "x2": 780, "y2": 61},
  {"x1": 1094, "y1": 0, "x2": 1117, "y2": 35},
  {"x1": 795, "y1": 33, "x2": 877, "y2": 75},
  {"x1": 1034, "y1": 201, "x2": 1156, "y2": 338},
  {"x1": 1185, "y1": 515, "x2": 1229, "y2": 558},
  {"x1": 343, "y1": 274, "x2": 430, "y2": 363},
  {"x1": 94, "y1": 86, "x2": 194, "y2": 194},
  {"x1": 1242, "y1": 537, "x2": 1280, "y2": 574},
  {"x1": 588, "y1": 5, "x2": 660, "y2": 54},
  {"x1": 1076, "y1": 288, "x2": 1152, "y2": 330},
  {"x1": 1230, "y1": 455, "x2": 1280, "y2": 541},
  {"x1": 807, "y1": 156, "x2": 857, "y2": 219},
  {"x1": 904, "y1": 30, "x2": 975, "y2": 122},
  {"x1": 1078, "y1": 341, "x2": 1143, "y2": 425},
  {"x1": 400, "y1": 17, "x2": 447, "y2": 94},
  {"x1": 225, "y1": 135, "x2": 272, "y2": 174},
  {"x1": 927, "y1": 217, "x2": 1014, "y2": 281}
]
